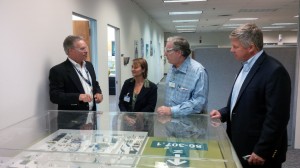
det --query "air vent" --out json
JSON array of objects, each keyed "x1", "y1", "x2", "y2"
[
  {"x1": 239, "y1": 9, "x2": 278, "y2": 12},
  {"x1": 218, "y1": 14, "x2": 231, "y2": 17}
]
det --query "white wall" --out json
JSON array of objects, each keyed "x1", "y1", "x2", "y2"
[{"x1": 0, "y1": 0, "x2": 164, "y2": 129}]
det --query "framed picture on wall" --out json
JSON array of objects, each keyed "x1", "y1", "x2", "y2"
[
  {"x1": 134, "y1": 40, "x2": 139, "y2": 58},
  {"x1": 150, "y1": 40, "x2": 153, "y2": 56},
  {"x1": 146, "y1": 43, "x2": 149, "y2": 57},
  {"x1": 141, "y1": 38, "x2": 144, "y2": 58}
]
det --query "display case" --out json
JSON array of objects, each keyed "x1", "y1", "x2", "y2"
[{"x1": 0, "y1": 111, "x2": 242, "y2": 168}]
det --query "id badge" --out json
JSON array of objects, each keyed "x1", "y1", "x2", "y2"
[
  {"x1": 124, "y1": 95, "x2": 130, "y2": 102},
  {"x1": 169, "y1": 82, "x2": 175, "y2": 88}
]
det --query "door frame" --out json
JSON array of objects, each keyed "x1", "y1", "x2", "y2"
[{"x1": 107, "y1": 24, "x2": 121, "y2": 98}]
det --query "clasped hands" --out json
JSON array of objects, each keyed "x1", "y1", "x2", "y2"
[{"x1": 79, "y1": 93, "x2": 103, "y2": 103}]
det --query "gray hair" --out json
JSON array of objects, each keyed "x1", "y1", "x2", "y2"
[
  {"x1": 63, "y1": 35, "x2": 84, "y2": 55},
  {"x1": 229, "y1": 23, "x2": 263, "y2": 50},
  {"x1": 167, "y1": 36, "x2": 191, "y2": 57}
]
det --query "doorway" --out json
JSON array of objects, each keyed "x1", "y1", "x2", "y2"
[
  {"x1": 72, "y1": 13, "x2": 98, "y2": 76},
  {"x1": 107, "y1": 25, "x2": 121, "y2": 112}
]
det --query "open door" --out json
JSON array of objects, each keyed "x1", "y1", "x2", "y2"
[{"x1": 72, "y1": 17, "x2": 91, "y2": 61}]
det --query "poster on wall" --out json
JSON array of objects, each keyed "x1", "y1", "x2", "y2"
[
  {"x1": 141, "y1": 38, "x2": 144, "y2": 58},
  {"x1": 134, "y1": 40, "x2": 139, "y2": 58},
  {"x1": 150, "y1": 40, "x2": 153, "y2": 56},
  {"x1": 146, "y1": 43, "x2": 149, "y2": 57}
]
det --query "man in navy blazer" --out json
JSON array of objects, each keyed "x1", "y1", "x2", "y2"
[
  {"x1": 210, "y1": 23, "x2": 291, "y2": 168},
  {"x1": 49, "y1": 35, "x2": 103, "y2": 129}
]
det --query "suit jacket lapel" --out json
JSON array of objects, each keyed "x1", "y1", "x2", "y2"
[
  {"x1": 65, "y1": 59, "x2": 85, "y2": 93},
  {"x1": 236, "y1": 53, "x2": 266, "y2": 103},
  {"x1": 136, "y1": 86, "x2": 148, "y2": 102}
]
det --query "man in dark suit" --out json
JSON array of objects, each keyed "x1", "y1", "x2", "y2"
[
  {"x1": 210, "y1": 23, "x2": 291, "y2": 168},
  {"x1": 49, "y1": 35, "x2": 103, "y2": 129}
]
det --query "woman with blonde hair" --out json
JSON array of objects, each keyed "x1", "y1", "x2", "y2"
[{"x1": 119, "y1": 58, "x2": 157, "y2": 112}]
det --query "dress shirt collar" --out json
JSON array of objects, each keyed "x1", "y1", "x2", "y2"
[
  {"x1": 172, "y1": 56, "x2": 191, "y2": 74},
  {"x1": 242, "y1": 50, "x2": 263, "y2": 72},
  {"x1": 68, "y1": 57, "x2": 86, "y2": 69}
]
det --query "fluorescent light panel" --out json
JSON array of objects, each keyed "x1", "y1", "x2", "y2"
[
  {"x1": 176, "y1": 28, "x2": 196, "y2": 31},
  {"x1": 172, "y1": 19, "x2": 199, "y2": 23},
  {"x1": 177, "y1": 31, "x2": 196, "y2": 33},
  {"x1": 223, "y1": 23, "x2": 243, "y2": 27},
  {"x1": 272, "y1": 23, "x2": 297, "y2": 26},
  {"x1": 164, "y1": 0, "x2": 207, "y2": 3},
  {"x1": 262, "y1": 26, "x2": 285, "y2": 29},
  {"x1": 230, "y1": 18, "x2": 258, "y2": 21},
  {"x1": 169, "y1": 11, "x2": 202, "y2": 15},
  {"x1": 175, "y1": 25, "x2": 197, "y2": 28}
]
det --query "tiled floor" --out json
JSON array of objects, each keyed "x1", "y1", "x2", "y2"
[{"x1": 109, "y1": 95, "x2": 118, "y2": 112}]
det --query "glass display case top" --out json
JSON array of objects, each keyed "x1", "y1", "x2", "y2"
[{"x1": 0, "y1": 110, "x2": 241, "y2": 168}]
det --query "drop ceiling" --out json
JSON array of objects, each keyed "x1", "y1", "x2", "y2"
[{"x1": 132, "y1": 0, "x2": 299, "y2": 33}]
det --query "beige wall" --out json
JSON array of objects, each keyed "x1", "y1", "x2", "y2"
[{"x1": 0, "y1": 0, "x2": 164, "y2": 129}]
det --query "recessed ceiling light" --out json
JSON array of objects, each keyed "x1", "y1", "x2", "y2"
[
  {"x1": 164, "y1": 0, "x2": 207, "y2": 3},
  {"x1": 172, "y1": 19, "x2": 199, "y2": 23},
  {"x1": 175, "y1": 25, "x2": 197, "y2": 28},
  {"x1": 177, "y1": 30, "x2": 196, "y2": 33},
  {"x1": 176, "y1": 28, "x2": 196, "y2": 31},
  {"x1": 294, "y1": 15, "x2": 299, "y2": 18},
  {"x1": 262, "y1": 26, "x2": 285, "y2": 29},
  {"x1": 169, "y1": 11, "x2": 202, "y2": 15},
  {"x1": 223, "y1": 24, "x2": 243, "y2": 27},
  {"x1": 229, "y1": 18, "x2": 258, "y2": 21},
  {"x1": 271, "y1": 23, "x2": 297, "y2": 26}
]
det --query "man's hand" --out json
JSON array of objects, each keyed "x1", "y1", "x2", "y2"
[
  {"x1": 94, "y1": 93, "x2": 103, "y2": 103},
  {"x1": 248, "y1": 152, "x2": 265, "y2": 166},
  {"x1": 209, "y1": 109, "x2": 221, "y2": 119},
  {"x1": 157, "y1": 106, "x2": 172, "y2": 115},
  {"x1": 79, "y1": 94, "x2": 93, "y2": 102}
]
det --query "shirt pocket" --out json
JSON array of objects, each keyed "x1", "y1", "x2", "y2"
[{"x1": 173, "y1": 86, "x2": 190, "y2": 104}]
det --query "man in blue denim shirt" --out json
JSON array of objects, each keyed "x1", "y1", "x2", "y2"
[{"x1": 157, "y1": 36, "x2": 208, "y2": 115}]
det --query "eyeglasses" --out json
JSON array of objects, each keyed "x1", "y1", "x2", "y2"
[{"x1": 164, "y1": 48, "x2": 176, "y2": 53}]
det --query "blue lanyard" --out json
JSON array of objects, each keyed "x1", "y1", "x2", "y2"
[{"x1": 73, "y1": 66, "x2": 92, "y2": 86}]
